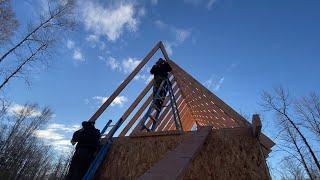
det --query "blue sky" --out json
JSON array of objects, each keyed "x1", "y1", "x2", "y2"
[{"x1": 4, "y1": 0, "x2": 320, "y2": 174}]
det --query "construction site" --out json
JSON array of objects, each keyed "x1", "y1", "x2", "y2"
[
  {"x1": 4, "y1": 0, "x2": 320, "y2": 179},
  {"x1": 79, "y1": 41, "x2": 275, "y2": 180}
]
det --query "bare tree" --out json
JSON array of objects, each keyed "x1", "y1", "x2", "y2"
[
  {"x1": 0, "y1": 0, "x2": 18, "y2": 45},
  {"x1": 295, "y1": 93, "x2": 320, "y2": 141},
  {"x1": 0, "y1": 0, "x2": 76, "y2": 91},
  {"x1": 280, "y1": 157, "x2": 305, "y2": 180},
  {"x1": 0, "y1": 103, "x2": 72, "y2": 180},
  {"x1": 261, "y1": 87, "x2": 320, "y2": 174},
  {"x1": 283, "y1": 124, "x2": 314, "y2": 179}
]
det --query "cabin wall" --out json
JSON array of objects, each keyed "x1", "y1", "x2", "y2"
[
  {"x1": 96, "y1": 128, "x2": 270, "y2": 180},
  {"x1": 183, "y1": 128, "x2": 270, "y2": 180}
]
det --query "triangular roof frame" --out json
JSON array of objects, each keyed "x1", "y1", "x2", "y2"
[{"x1": 87, "y1": 41, "x2": 274, "y2": 151}]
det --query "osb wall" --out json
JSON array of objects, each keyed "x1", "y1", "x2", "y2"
[
  {"x1": 183, "y1": 128, "x2": 270, "y2": 180},
  {"x1": 96, "y1": 132, "x2": 185, "y2": 180},
  {"x1": 96, "y1": 128, "x2": 270, "y2": 180}
]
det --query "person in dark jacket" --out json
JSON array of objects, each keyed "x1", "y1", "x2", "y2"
[
  {"x1": 150, "y1": 58, "x2": 172, "y2": 111},
  {"x1": 66, "y1": 121, "x2": 100, "y2": 180}
]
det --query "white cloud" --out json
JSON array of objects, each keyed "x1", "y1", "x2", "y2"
[
  {"x1": 82, "y1": 1, "x2": 143, "y2": 41},
  {"x1": 175, "y1": 29, "x2": 191, "y2": 43},
  {"x1": 66, "y1": 39, "x2": 75, "y2": 49},
  {"x1": 67, "y1": 39, "x2": 85, "y2": 61},
  {"x1": 105, "y1": 56, "x2": 141, "y2": 74},
  {"x1": 134, "y1": 74, "x2": 153, "y2": 83},
  {"x1": 214, "y1": 77, "x2": 224, "y2": 91},
  {"x1": 85, "y1": 34, "x2": 99, "y2": 43},
  {"x1": 204, "y1": 76, "x2": 225, "y2": 91},
  {"x1": 107, "y1": 57, "x2": 121, "y2": 71},
  {"x1": 92, "y1": 96, "x2": 128, "y2": 107},
  {"x1": 34, "y1": 123, "x2": 81, "y2": 153},
  {"x1": 7, "y1": 104, "x2": 42, "y2": 117},
  {"x1": 227, "y1": 63, "x2": 237, "y2": 72},
  {"x1": 204, "y1": 77, "x2": 213, "y2": 89},
  {"x1": 122, "y1": 57, "x2": 141, "y2": 74},
  {"x1": 207, "y1": 0, "x2": 217, "y2": 9},
  {"x1": 150, "y1": 0, "x2": 158, "y2": 5},
  {"x1": 47, "y1": 123, "x2": 80, "y2": 132},
  {"x1": 164, "y1": 41, "x2": 175, "y2": 56},
  {"x1": 104, "y1": 56, "x2": 153, "y2": 83},
  {"x1": 138, "y1": 7, "x2": 146, "y2": 16},
  {"x1": 154, "y1": 20, "x2": 191, "y2": 55},
  {"x1": 85, "y1": 34, "x2": 107, "y2": 50},
  {"x1": 73, "y1": 49, "x2": 84, "y2": 61},
  {"x1": 184, "y1": 0, "x2": 217, "y2": 9},
  {"x1": 154, "y1": 20, "x2": 166, "y2": 29}
]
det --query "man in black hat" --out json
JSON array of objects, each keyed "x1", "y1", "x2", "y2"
[
  {"x1": 66, "y1": 121, "x2": 100, "y2": 180},
  {"x1": 150, "y1": 58, "x2": 172, "y2": 111}
]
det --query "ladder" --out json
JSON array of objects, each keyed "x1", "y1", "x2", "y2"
[
  {"x1": 82, "y1": 118, "x2": 123, "y2": 180},
  {"x1": 140, "y1": 77, "x2": 183, "y2": 132}
]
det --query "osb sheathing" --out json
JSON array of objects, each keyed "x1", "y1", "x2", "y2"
[
  {"x1": 183, "y1": 128, "x2": 269, "y2": 180},
  {"x1": 96, "y1": 132, "x2": 185, "y2": 179},
  {"x1": 96, "y1": 128, "x2": 270, "y2": 180}
]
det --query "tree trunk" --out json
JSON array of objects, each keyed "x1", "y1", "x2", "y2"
[
  {"x1": 287, "y1": 127, "x2": 314, "y2": 180},
  {"x1": 283, "y1": 112, "x2": 320, "y2": 172}
]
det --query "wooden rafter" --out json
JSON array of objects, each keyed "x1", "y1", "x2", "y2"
[{"x1": 85, "y1": 41, "x2": 274, "y2": 150}]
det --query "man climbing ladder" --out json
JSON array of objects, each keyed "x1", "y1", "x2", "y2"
[
  {"x1": 150, "y1": 58, "x2": 172, "y2": 111},
  {"x1": 140, "y1": 58, "x2": 183, "y2": 132}
]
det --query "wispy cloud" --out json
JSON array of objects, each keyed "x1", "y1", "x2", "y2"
[
  {"x1": 134, "y1": 74, "x2": 153, "y2": 83},
  {"x1": 92, "y1": 96, "x2": 128, "y2": 107},
  {"x1": 207, "y1": 0, "x2": 217, "y2": 9},
  {"x1": 103, "y1": 56, "x2": 152, "y2": 83},
  {"x1": 106, "y1": 57, "x2": 121, "y2": 71},
  {"x1": 154, "y1": 20, "x2": 191, "y2": 55},
  {"x1": 122, "y1": 57, "x2": 141, "y2": 74},
  {"x1": 34, "y1": 123, "x2": 80, "y2": 153},
  {"x1": 204, "y1": 76, "x2": 225, "y2": 91},
  {"x1": 227, "y1": 63, "x2": 237, "y2": 72},
  {"x1": 81, "y1": 1, "x2": 144, "y2": 42},
  {"x1": 150, "y1": 0, "x2": 158, "y2": 5},
  {"x1": 203, "y1": 63, "x2": 236, "y2": 91},
  {"x1": 7, "y1": 104, "x2": 42, "y2": 117},
  {"x1": 184, "y1": 0, "x2": 217, "y2": 10},
  {"x1": 85, "y1": 34, "x2": 107, "y2": 50},
  {"x1": 66, "y1": 39, "x2": 84, "y2": 61},
  {"x1": 214, "y1": 77, "x2": 224, "y2": 91},
  {"x1": 73, "y1": 49, "x2": 84, "y2": 61},
  {"x1": 204, "y1": 76, "x2": 224, "y2": 91},
  {"x1": 105, "y1": 56, "x2": 141, "y2": 74}
]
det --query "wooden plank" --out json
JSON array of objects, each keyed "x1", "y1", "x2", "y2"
[
  {"x1": 159, "y1": 42, "x2": 170, "y2": 61},
  {"x1": 171, "y1": 76, "x2": 197, "y2": 128},
  {"x1": 119, "y1": 95, "x2": 153, "y2": 136},
  {"x1": 139, "y1": 127, "x2": 212, "y2": 180},
  {"x1": 162, "y1": 99, "x2": 189, "y2": 131},
  {"x1": 88, "y1": 42, "x2": 161, "y2": 122},
  {"x1": 169, "y1": 60, "x2": 250, "y2": 127},
  {"x1": 162, "y1": 103, "x2": 188, "y2": 131},
  {"x1": 171, "y1": 64, "x2": 240, "y2": 128},
  {"x1": 156, "y1": 97, "x2": 185, "y2": 131},
  {"x1": 120, "y1": 80, "x2": 153, "y2": 124},
  {"x1": 172, "y1": 71, "x2": 216, "y2": 126}
]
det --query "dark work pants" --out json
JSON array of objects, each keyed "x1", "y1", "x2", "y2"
[{"x1": 66, "y1": 148, "x2": 95, "y2": 180}]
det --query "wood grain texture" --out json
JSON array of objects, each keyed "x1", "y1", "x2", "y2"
[{"x1": 96, "y1": 128, "x2": 270, "y2": 180}]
